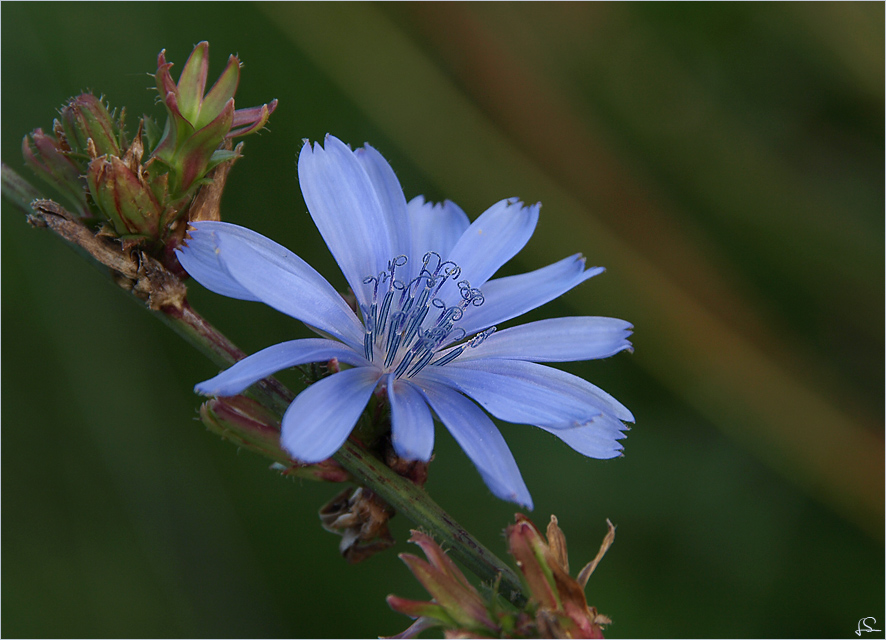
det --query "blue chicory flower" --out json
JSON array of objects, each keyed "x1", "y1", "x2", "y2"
[{"x1": 176, "y1": 134, "x2": 633, "y2": 508}]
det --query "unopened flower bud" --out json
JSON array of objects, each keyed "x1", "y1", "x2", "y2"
[
  {"x1": 22, "y1": 128, "x2": 89, "y2": 216},
  {"x1": 86, "y1": 154, "x2": 162, "y2": 239},
  {"x1": 506, "y1": 514, "x2": 613, "y2": 639},
  {"x1": 60, "y1": 94, "x2": 124, "y2": 158},
  {"x1": 201, "y1": 395, "x2": 349, "y2": 482},
  {"x1": 151, "y1": 42, "x2": 277, "y2": 196},
  {"x1": 387, "y1": 516, "x2": 615, "y2": 638},
  {"x1": 387, "y1": 531, "x2": 498, "y2": 635}
]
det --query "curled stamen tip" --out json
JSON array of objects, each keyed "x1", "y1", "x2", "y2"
[{"x1": 389, "y1": 255, "x2": 408, "y2": 269}]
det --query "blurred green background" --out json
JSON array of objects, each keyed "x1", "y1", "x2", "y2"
[{"x1": 2, "y1": 2, "x2": 883, "y2": 638}]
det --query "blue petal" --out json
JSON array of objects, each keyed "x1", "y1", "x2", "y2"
[
  {"x1": 387, "y1": 375, "x2": 435, "y2": 462},
  {"x1": 195, "y1": 338, "x2": 369, "y2": 397},
  {"x1": 457, "y1": 254, "x2": 604, "y2": 336},
  {"x1": 176, "y1": 223, "x2": 262, "y2": 301},
  {"x1": 537, "y1": 414, "x2": 628, "y2": 459},
  {"x1": 454, "y1": 317, "x2": 633, "y2": 362},
  {"x1": 445, "y1": 198, "x2": 539, "y2": 291},
  {"x1": 415, "y1": 378, "x2": 532, "y2": 509},
  {"x1": 418, "y1": 359, "x2": 634, "y2": 426},
  {"x1": 298, "y1": 136, "x2": 396, "y2": 309},
  {"x1": 355, "y1": 144, "x2": 412, "y2": 260},
  {"x1": 281, "y1": 367, "x2": 381, "y2": 463},
  {"x1": 407, "y1": 196, "x2": 470, "y2": 270},
  {"x1": 204, "y1": 226, "x2": 365, "y2": 350}
]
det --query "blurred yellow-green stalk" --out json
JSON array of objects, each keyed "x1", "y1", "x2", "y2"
[{"x1": 2, "y1": 3, "x2": 882, "y2": 637}]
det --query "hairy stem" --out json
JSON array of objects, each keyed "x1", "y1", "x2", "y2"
[
  {"x1": 2, "y1": 162, "x2": 42, "y2": 211},
  {"x1": 335, "y1": 440, "x2": 525, "y2": 600}
]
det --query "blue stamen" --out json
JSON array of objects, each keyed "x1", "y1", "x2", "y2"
[
  {"x1": 402, "y1": 305, "x2": 428, "y2": 348},
  {"x1": 415, "y1": 285, "x2": 431, "y2": 310},
  {"x1": 392, "y1": 350, "x2": 416, "y2": 378},
  {"x1": 430, "y1": 346, "x2": 464, "y2": 368},
  {"x1": 362, "y1": 255, "x2": 490, "y2": 378},
  {"x1": 385, "y1": 331, "x2": 402, "y2": 368},
  {"x1": 377, "y1": 290, "x2": 393, "y2": 338},
  {"x1": 364, "y1": 332, "x2": 373, "y2": 361},
  {"x1": 406, "y1": 348, "x2": 436, "y2": 378}
]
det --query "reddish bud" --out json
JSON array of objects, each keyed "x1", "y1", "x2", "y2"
[
  {"x1": 22, "y1": 128, "x2": 89, "y2": 217},
  {"x1": 201, "y1": 395, "x2": 350, "y2": 482},
  {"x1": 151, "y1": 42, "x2": 276, "y2": 196},
  {"x1": 60, "y1": 94, "x2": 123, "y2": 158}
]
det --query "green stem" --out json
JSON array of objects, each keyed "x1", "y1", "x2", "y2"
[
  {"x1": 1, "y1": 162, "x2": 42, "y2": 212},
  {"x1": 335, "y1": 441, "x2": 525, "y2": 600},
  {"x1": 158, "y1": 300, "x2": 293, "y2": 416}
]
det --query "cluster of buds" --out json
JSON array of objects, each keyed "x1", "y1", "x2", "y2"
[
  {"x1": 22, "y1": 94, "x2": 121, "y2": 220},
  {"x1": 22, "y1": 42, "x2": 276, "y2": 255},
  {"x1": 506, "y1": 515, "x2": 614, "y2": 638},
  {"x1": 149, "y1": 42, "x2": 276, "y2": 197},
  {"x1": 387, "y1": 515, "x2": 615, "y2": 638}
]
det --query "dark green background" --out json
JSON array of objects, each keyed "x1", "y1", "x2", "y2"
[{"x1": 2, "y1": 3, "x2": 883, "y2": 638}]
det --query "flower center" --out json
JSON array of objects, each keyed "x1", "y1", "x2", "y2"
[{"x1": 360, "y1": 253, "x2": 496, "y2": 378}]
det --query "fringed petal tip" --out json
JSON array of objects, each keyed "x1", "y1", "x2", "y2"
[
  {"x1": 194, "y1": 380, "x2": 222, "y2": 397},
  {"x1": 615, "y1": 333, "x2": 635, "y2": 355}
]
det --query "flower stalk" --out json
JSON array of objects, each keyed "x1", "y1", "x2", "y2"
[{"x1": 1, "y1": 161, "x2": 42, "y2": 212}]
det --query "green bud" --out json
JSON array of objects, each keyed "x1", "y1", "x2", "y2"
[
  {"x1": 201, "y1": 395, "x2": 350, "y2": 482},
  {"x1": 22, "y1": 127, "x2": 89, "y2": 217},
  {"x1": 387, "y1": 531, "x2": 499, "y2": 635},
  {"x1": 86, "y1": 153, "x2": 162, "y2": 239},
  {"x1": 387, "y1": 517, "x2": 615, "y2": 638},
  {"x1": 507, "y1": 514, "x2": 563, "y2": 611},
  {"x1": 151, "y1": 42, "x2": 276, "y2": 196},
  {"x1": 60, "y1": 94, "x2": 124, "y2": 158}
]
